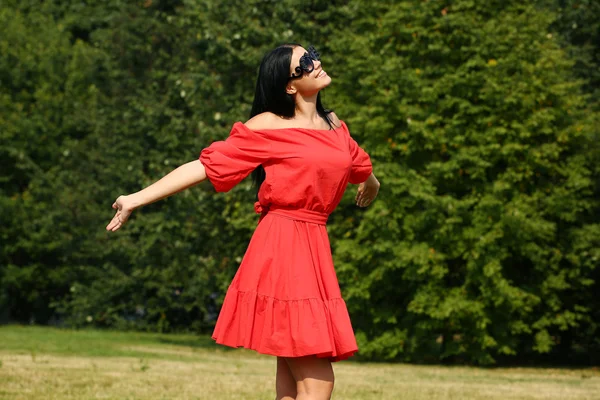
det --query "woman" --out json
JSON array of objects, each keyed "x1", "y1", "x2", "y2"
[{"x1": 106, "y1": 43, "x2": 380, "y2": 400}]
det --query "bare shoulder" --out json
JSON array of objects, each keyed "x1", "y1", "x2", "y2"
[
  {"x1": 244, "y1": 112, "x2": 280, "y2": 130},
  {"x1": 328, "y1": 111, "x2": 342, "y2": 128}
]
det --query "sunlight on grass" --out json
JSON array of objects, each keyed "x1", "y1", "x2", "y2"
[{"x1": 0, "y1": 325, "x2": 598, "y2": 399}]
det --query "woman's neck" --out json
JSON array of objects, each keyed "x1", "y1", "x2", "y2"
[{"x1": 294, "y1": 92, "x2": 320, "y2": 122}]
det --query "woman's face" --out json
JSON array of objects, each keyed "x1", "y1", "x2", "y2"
[{"x1": 287, "y1": 46, "x2": 332, "y2": 97}]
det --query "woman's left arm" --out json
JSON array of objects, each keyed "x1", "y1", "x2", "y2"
[
  {"x1": 356, "y1": 172, "x2": 380, "y2": 208},
  {"x1": 327, "y1": 111, "x2": 379, "y2": 207}
]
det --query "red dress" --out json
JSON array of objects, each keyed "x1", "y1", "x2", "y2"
[{"x1": 199, "y1": 120, "x2": 372, "y2": 362}]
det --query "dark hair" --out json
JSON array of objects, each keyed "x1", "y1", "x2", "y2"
[{"x1": 249, "y1": 44, "x2": 334, "y2": 196}]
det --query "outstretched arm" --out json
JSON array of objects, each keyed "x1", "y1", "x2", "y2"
[{"x1": 106, "y1": 160, "x2": 207, "y2": 232}]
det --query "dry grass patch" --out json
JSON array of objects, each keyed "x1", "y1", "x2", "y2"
[{"x1": 0, "y1": 353, "x2": 275, "y2": 400}]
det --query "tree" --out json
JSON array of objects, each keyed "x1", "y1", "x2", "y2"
[{"x1": 326, "y1": 0, "x2": 599, "y2": 364}]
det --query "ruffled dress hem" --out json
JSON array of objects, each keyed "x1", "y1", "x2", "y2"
[{"x1": 211, "y1": 289, "x2": 359, "y2": 363}]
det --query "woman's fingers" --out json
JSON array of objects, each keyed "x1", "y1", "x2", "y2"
[
  {"x1": 106, "y1": 213, "x2": 118, "y2": 231},
  {"x1": 106, "y1": 211, "x2": 123, "y2": 231},
  {"x1": 106, "y1": 196, "x2": 133, "y2": 231},
  {"x1": 357, "y1": 185, "x2": 377, "y2": 207},
  {"x1": 358, "y1": 195, "x2": 368, "y2": 207},
  {"x1": 355, "y1": 184, "x2": 364, "y2": 204}
]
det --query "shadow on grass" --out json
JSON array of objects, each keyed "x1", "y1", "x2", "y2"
[{"x1": 155, "y1": 336, "x2": 234, "y2": 352}]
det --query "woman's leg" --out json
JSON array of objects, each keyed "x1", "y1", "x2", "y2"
[
  {"x1": 276, "y1": 356, "x2": 297, "y2": 400},
  {"x1": 284, "y1": 355, "x2": 334, "y2": 400}
]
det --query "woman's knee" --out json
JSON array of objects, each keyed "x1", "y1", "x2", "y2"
[
  {"x1": 284, "y1": 356, "x2": 334, "y2": 400},
  {"x1": 276, "y1": 357, "x2": 297, "y2": 400},
  {"x1": 297, "y1": 379, "x2": 334, "y2": 399}
]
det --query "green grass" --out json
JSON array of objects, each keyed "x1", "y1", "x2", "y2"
[
  {"x1": 0, "y1": 325, "x2": 598, "y2": 400},
  {"x1": 0, "y1": 324, "x2": 225, "y2": 360}
]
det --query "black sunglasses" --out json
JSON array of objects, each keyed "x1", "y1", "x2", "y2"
[{"x1": 289, "y1": 46, "x2": 321, "y2": 80}]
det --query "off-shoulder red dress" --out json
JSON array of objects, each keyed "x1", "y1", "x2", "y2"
[{"x1": 199, "y1": 120, "x2": 372, "y2": 362}]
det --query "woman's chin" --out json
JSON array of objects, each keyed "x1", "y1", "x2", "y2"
[{"x1": 320, "y1": 76, "x2": 332, "y2": 88}]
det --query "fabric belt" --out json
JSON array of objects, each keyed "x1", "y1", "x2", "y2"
[{"x1": 254, "y1": 201, "x2": 329, "y2": 225}]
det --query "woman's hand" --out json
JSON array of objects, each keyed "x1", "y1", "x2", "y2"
[
  {"x1": 356, "y1": 173, "x2": 380, "y2": 207},
  {"x1": 106, "y1": 195, "x2": 137, "y2": 232}
]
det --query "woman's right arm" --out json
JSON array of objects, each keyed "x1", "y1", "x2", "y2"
[{"x1": 106, "y1": 160, "x2": 207, "y2": 232}]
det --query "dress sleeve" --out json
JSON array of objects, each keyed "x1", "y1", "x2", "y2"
[
  {"x1": 343, "y1": 121, "x2": 373, "y2": 184},
  {"x1": 199, "y1": 122, "x2": 271, "y2": 193}
]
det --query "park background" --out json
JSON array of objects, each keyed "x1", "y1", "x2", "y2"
[{"x1": 1, "y1": 0, "x2": 599, "y2": 370}]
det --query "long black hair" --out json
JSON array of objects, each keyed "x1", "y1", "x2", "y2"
[{"x1": 249, "y1": 44, "x2": 334, "y2": 196}]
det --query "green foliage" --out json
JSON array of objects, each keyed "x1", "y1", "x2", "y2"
[
  {"x1": 0, "y1": 0, "x2": 344, "y2": 331},
  {"x1": 0, "y1": 0, "x2": 598, "y2": 365},
  {"x1": 547, "y1": 0, "x2": 600, "y2": 105},
  {"x1": 327, "y1": 0, "x2": 599, "y2": 364}
]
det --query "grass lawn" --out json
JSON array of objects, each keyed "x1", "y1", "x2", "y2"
[{"x1": 0, "y1": 325, "x2": 598, "y2": 400}]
